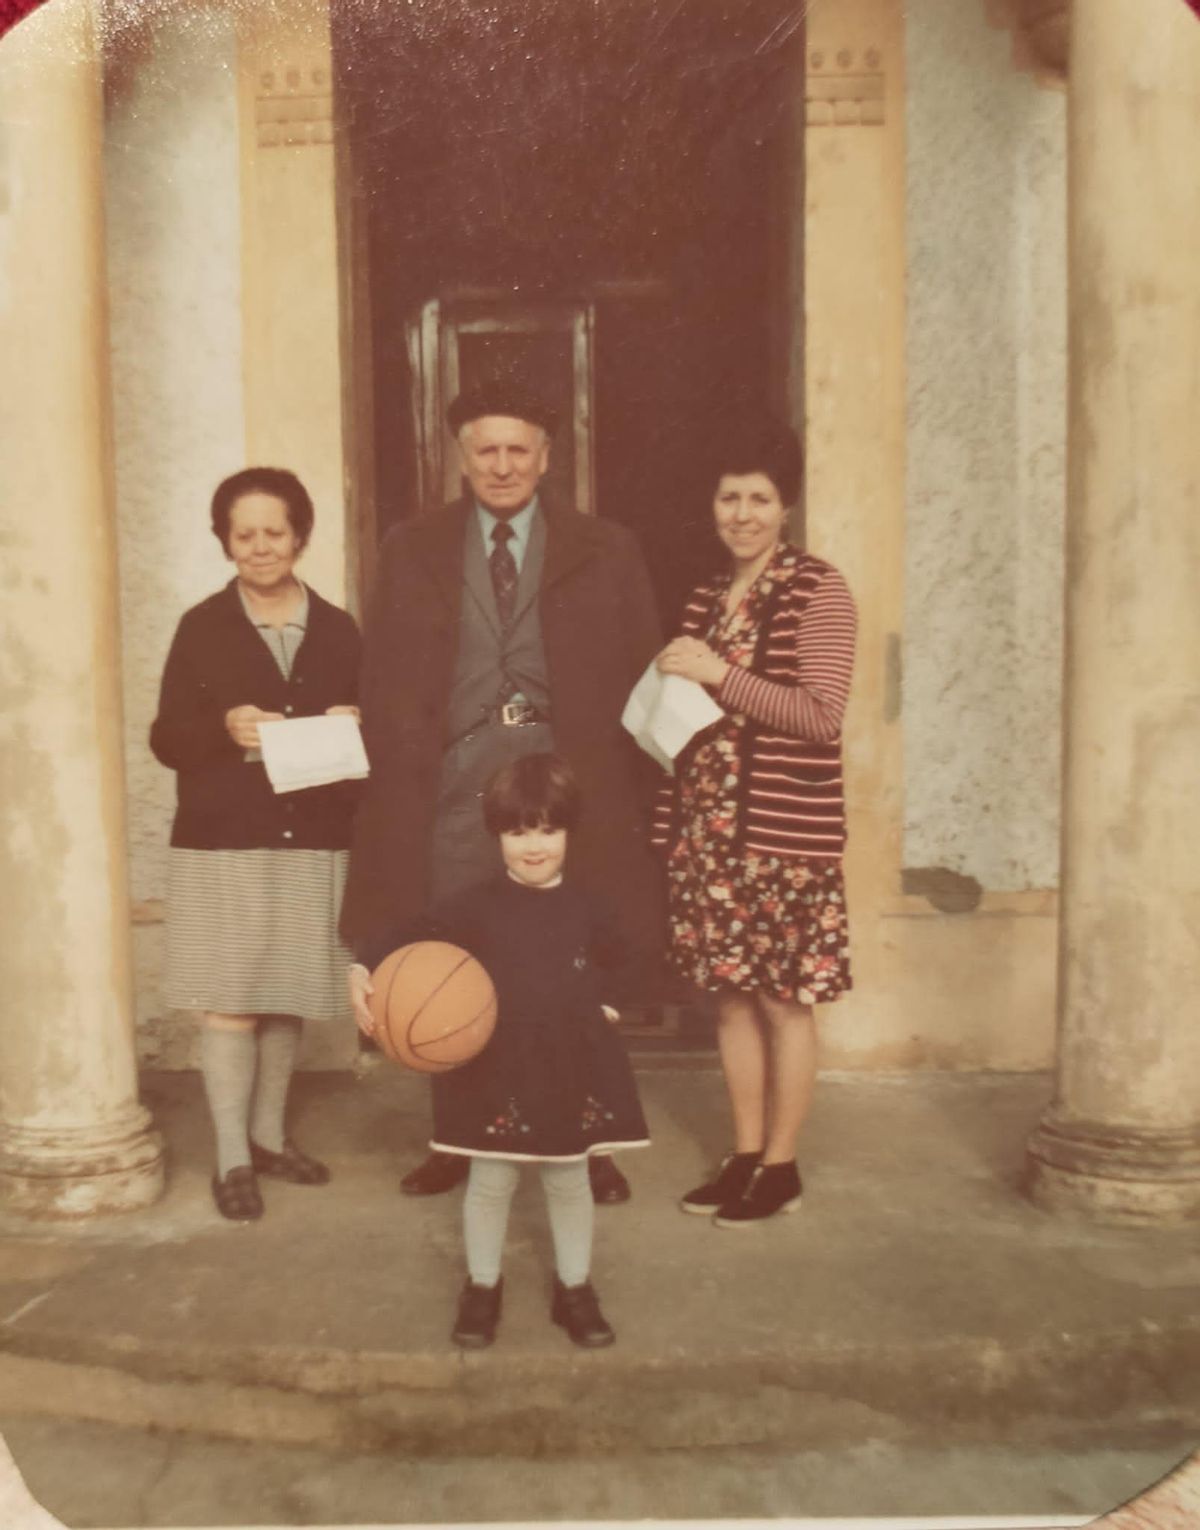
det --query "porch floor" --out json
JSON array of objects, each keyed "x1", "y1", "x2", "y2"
[{"x1": 0, "y1": 1066, "x2": 1197, "y2": 1525}]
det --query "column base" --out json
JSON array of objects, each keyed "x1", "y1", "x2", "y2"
[
  {"x1": 1025, "y1": 1112, "x2": 1200, "y2": 1225},
  {"x1": 0, "y1": 1102, "x2": 165, "y2": 1219}
]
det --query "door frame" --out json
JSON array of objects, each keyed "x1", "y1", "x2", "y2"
[{"x1": 406, "y1": 292, "x2": 597, "y2": 515}]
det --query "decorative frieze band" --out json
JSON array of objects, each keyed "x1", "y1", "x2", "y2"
[
  {"x1": 805, "y1": 47, "x2": 885, "y2": 127},
  {"x1": 255, "y1": 63, "x2": 333, "y2": 148}
]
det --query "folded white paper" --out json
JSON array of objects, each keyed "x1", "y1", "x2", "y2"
[
  {"x1": 257, "y1": 714, "x2": 371, "y2": 795},
  {"x1": 621, "y1": 662, "x2": 724, "y2": 774}
]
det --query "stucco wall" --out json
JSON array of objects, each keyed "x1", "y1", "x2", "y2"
[
  {"x1": 103, "y1": 7, "x2": 245, "y2": 1061},
  {"x1": 903, "y1": 0, "x2": 1067, "y2": 892}
]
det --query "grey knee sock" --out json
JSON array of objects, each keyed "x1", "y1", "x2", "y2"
[
  {"x1": 200, "y1": 1024, "x2": 257, "y2": 1178},
  {"x1": 250, "y1": 1016, "x2": 302, "y2": 1153},
  {"x1": 540, "y1": 1159, "x2": 593, "y2": 1288},
  {"x1": 463, "y1": 1158, "x2": 521, "y2": 1287}
]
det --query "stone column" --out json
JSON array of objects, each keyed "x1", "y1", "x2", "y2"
[
  {"x1": 1025, "y1": 0, "x2": 1200, "y2": 1222},
  {"x1": 0, "y1": 0, "x2": 165, "y2": 1216}
]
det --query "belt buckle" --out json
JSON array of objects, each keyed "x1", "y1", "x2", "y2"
[{"x1": 500, "y1": 701, "x2": 535, "y2": 727}]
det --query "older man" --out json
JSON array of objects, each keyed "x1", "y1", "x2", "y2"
[{"x1": 343, "y1": 382, "x2": 662, "y2": 1203}]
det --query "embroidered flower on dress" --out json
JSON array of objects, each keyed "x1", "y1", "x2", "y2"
[
  {"x1": 484, "y1": 1098, "x2": 527, "y2": 1138},
  {"x1": 580, "y1": 1094, "x2": 615, "y2": 1133}
]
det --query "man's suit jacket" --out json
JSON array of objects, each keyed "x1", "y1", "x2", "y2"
[{"x1": 340, "y1": 494, "x2": 664, "y2": 959}]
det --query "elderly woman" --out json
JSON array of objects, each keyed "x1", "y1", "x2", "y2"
[
  {"x1": 150, "y1": 467, "x2": 362, "y2": 1221},
  {"x1": 652, "y1": 419, "x2": 856, "y2": 1227}
]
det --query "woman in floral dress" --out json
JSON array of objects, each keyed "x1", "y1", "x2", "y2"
[{"x1": 652, "y1": 419, "x2": 857, "y2": 1226}]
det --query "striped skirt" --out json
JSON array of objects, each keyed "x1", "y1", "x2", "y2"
[{"x1": 165, "y1": 848, "x2": 352, "y2": 1022}]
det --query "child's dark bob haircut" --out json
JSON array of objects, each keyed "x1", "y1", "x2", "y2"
[{"x1": 482, "y1": 752, "x2": 581, "y2": 835}]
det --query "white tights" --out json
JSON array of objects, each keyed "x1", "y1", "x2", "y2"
[{"x1": 463, "y1": 1156, "x2": 593, "y2": 1289}]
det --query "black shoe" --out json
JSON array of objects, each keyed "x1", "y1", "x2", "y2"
[
  {"x1": 551, "y1": 1278, "x2": 615, "y2": 1348},
  {"x1": 452, "y1": 1278, "x2": 503, "y2": 1349},
  {"x1": 713, "y1": 1161, "x2": 803, "y2": 1228},
  {"x1": 401, "y1": 1151, "x2": 470, "y2": 1196},
  {"x1": 211, "y1": 1165, "x2": 264, "y2": 1221},
  {"x1": 588, "y1": 1154, "x2": 631, "y2": 1205},
  {"x1": 679, "y1": 1150, "x2": 762, "y2": 1215},
  {"x1": 250, "y1": 1138, "x2": 330, "y2": 1185}
]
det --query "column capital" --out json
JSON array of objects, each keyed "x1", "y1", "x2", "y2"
[
  {"x1": 1014, "y1": 0, "x2": 1068, "y2": 75},
  {"x1": 987, "y1": 0, "x2": 1068, "y2": 78}
]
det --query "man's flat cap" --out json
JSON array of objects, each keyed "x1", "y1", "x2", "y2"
[{"x1": 447, "y1": 382, "x2": 559, "y2": 437}]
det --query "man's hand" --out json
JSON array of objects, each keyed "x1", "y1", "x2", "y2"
[
  {"x1": 349, "y1": 964, "x2": 376, "y2": 1037},
  {"x1": 601, "y1": 1005, "x2": 620, "y2": 1025},
  {"x1": 655, "y1": 637, "x2": 729, "y2": 689},
  {"x1": 225, "y1": 704, "x2": 285, "y2": 749},
  {"x1": 325, "y1": 705, "x2": 362, "y2": 723}
]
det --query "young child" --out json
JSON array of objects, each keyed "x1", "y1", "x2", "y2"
[{"x1": 353, "y1": 752, "x2": 649, "y2": 1350}]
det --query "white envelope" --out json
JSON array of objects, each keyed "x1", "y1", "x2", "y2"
[
  {"x1": 257, "y1": 714, "x2": 371, "y2": 795},
  {"x1": 621, "y1": 662, "x2": 724, "y2": 775}
]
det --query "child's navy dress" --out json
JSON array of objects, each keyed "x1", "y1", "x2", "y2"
[{"x1": 404, "y1": 875, "x2": 649, "y2": 1162}]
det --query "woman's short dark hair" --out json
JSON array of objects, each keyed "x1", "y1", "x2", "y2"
[
  {"x1": 706, "y1": 416, "x2": 803, "y2": 506},
  {"x1": 210, "y1": 467, "x2": 316, "y2": 555},
  {"x1": 482, "y1": 753, "x2": 581, "y2": 835}
]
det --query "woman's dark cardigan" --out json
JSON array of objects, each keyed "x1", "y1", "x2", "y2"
[{"x1": 150, "y1": 580, "x2": 362, "y2": 851}]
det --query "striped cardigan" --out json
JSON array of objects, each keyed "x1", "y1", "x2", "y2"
[{"x1": 651, "y1": 545, "x2": 856, "y2": 860}]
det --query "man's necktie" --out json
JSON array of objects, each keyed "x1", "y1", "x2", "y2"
[{"x1": 490, "y1": 521, "x2": 518, "y2": 630}]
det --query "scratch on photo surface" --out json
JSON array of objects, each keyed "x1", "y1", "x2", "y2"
[
  {"x1": 755, "y1": 7, "x2": 808, "y2": 58},
  {"x1": 1, "y1": 1289, "x2": 53, "y2": 1328}
]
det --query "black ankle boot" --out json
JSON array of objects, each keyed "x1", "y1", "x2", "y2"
[
  {"x1": 679, "y1": 1150, "x2": 762, "y2": 1215},
  {"x1": 551, "y1": 1278, "x2": 615, "y2": 1348},
  {"x1": 713, "y1": 1160, "x2": 803, "y2": 1228},
  {"x1": 452, "y1": 1277, "x2": 503, "y2": 1349}
]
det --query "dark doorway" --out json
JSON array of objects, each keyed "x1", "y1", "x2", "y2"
[{"x1": 334, "y1": 0, "x2": 803, "y2": 628}]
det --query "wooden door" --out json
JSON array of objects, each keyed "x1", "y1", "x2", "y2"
[{"x1": 406, "y1": 295, "x2": 596, "y2": 514}]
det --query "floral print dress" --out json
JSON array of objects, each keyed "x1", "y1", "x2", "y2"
[{"x1": 665, "y1": 564, "x2": 853, "y2": 1006}]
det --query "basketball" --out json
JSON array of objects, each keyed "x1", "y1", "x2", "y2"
[{"x1": 369, "y1": 942, "x2": 497, "y2": 1073}]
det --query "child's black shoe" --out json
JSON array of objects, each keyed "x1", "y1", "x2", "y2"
[
  {"x1": 452, "y1": 1278, "x2": 502, "y2": 1348},
  {"x1": 551, "y1": 1277, "x2": 615, "y2": 1348}
]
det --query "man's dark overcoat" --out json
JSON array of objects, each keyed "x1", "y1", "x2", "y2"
[{"x1": 340, "y1": 495, "x2": 664, "y2": 959}]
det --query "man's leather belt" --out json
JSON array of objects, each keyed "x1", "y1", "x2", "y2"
[
  {"x1": 496, "y1": 700, "x2": 549, "y2": 728},
  {"x1": 446, "y1": 701, "x2": 551, "y2": 750}
]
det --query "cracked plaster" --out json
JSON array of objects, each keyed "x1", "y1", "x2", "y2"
[{"x1": 903, "y1": 0, "x2": 1066, "y2": 891}]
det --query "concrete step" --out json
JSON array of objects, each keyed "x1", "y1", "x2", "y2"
[
  {"x1": 4, "y1": 1413, "x2": 1197, "y2": 1528},
  {"x1": 1, "y1": 1070, "x2": 1198, "y2": 1457},
  {"x1": 2, "y1": 1314, "x2": 1199, "y2": 1458}
]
